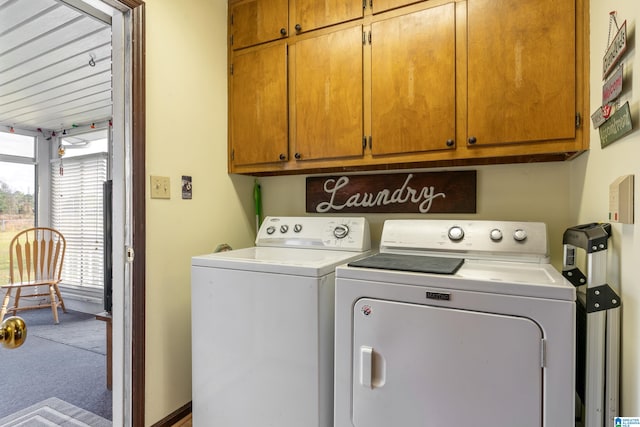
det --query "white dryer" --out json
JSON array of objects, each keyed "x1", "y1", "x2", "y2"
[
  {"x1": 191, "y1": 216, "x2": 371, "y2": 427},
  {"x1": 334, "y1": 219, "x2": 575, "y2": 427}
]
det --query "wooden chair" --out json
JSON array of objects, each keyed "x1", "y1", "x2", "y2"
[{"x1": 1, "y1": 227, "x2": 67, "y2": 324}]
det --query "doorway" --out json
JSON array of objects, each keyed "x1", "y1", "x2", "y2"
[
  {"x1": 0, "y1": 0, "x2": 145, "y2": 424},
  {"x1": 57, "y1": 1, "x2": 146, "y2": 424}
]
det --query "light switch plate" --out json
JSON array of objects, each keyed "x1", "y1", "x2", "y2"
[
  {"x1": 609, "y1": 174, "x2": 634, "y2": 224},
  {"x1": 150, "y1": 175, "x2": 170, "y2": 199}
]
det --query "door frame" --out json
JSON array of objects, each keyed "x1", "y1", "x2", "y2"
[{"x1": 111, "y1": 0, "x2": 146, "y2": 425}]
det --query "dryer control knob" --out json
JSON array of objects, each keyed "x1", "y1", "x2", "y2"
[
  {"x1": 448, "y1": 226, "x2": 464, "y2": 241},
  {"x1": 490, "y1": 228, "x2": 503, "y2": 241},
  {"x1": 513, "y1": 229, "x2": 527, "y2": 242},
  {"x1": 334, "y1": 225, "x2": 349, "y2": 239},
  {"x1": 293, "y1": 224, "x2": 302, "y2": 233},
  {"x1": 280, "y1": 225, "x2": 289, "y2": 233},
  {"x1": 266, "y1": 226, "x2": 276, "y2": 235}
]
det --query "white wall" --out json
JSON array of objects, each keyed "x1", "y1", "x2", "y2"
[
  {"x1": 144, "y1": 0, "x2": 255, "y2": 424},
  {"x1": 570, "y1": 0, "x2": 639, "y2": 415}
]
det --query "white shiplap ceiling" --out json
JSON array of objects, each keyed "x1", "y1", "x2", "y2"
[{"x1": 0, "y1": 0, "x2": 112, "y2": 133}]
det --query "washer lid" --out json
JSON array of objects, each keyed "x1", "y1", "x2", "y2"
[{"x1": 192, "y1": 246, "x2": 372, "y2": 276}]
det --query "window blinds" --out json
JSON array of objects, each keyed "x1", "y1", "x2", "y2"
[{"x1": 51, "y1": 153, "x2": 107, "y2": 289}]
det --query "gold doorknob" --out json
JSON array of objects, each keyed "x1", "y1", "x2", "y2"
[{"x1": 0, "y1": 316, "x2": 27, "y2": 349}]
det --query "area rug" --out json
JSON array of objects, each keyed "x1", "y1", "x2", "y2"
[{"x1": 0, "y1": 397, "x2": 111, "y2": 427}]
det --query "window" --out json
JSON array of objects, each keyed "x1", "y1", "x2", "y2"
[
  {"x1": 0, "y1": 131, "x2": 36, "y2": 285},
  {"x1": 0, "y1": 132, "x2": 35, "y2": 157},
  {"x1": 50, "y1": 130, "x2": 108, "y2": 289}
]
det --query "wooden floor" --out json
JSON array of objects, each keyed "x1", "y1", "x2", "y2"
[{"x1": 171, "y1": 414, "x2": 192, "y2": 427}]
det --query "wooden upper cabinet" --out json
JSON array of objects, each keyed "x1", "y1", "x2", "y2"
[
  {"x1": 230, "y1": 43, "x2": 288, "y2": 166},
  {"x1": 294, "y1": 25, "x2": 364, "y2": 161},
  {"x1": 230, "y1": 0, "x2": 289, "y2": 50},
  {"x1": 291, "y1": 0, "x2": 363, "y2": 34},
  {"x1": 466, "y1": 0, "x2": 576, "y2": 147},
  {"x1": 371, "y1": 3, "x2": 456, "y2": 156},
  {"x1": 227, "y1": 0, "x2": 586, "y2": 174}
]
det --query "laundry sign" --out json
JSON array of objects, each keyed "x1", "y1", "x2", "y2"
[{"x1": 306, "y1": 171, "x2": 476, "y2": 214}]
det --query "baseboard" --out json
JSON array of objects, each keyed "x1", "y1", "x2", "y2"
[
  {"x1": 61, "y1": 295, "x2": 103, "y2": 314},
  {"x1": 150, "y1": 401, "x2": 192, "y2": 427},
  {"x1": 58, "y1": 286, "x2": 104, "y2": 314}
]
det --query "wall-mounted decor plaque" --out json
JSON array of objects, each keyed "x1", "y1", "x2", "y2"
[
  {"x1": 599, "y1": 102, "x2": 632, "y2": 148},
  {"x1": 602, "y1": 65, "x2": 623, "y2": 105},
  {"x1": 603, "y1": 20, "x2": 627, "y2": 79},
  {"x1": 306, "y1": 170, "x2": 476, "y2": 214},
  {"x1": 591, "y1": 104, "x2": 612, "y2": 129}
]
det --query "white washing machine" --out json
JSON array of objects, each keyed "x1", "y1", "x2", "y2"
[
  {"x1": 191, "y1": 216, "x2": 371, "y2": 427},
  {"x1": 334, "y1": 219, "x2": 575, "y2": 427}
]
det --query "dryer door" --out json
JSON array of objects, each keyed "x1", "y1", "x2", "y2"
[{"x1": 352, "y1": 298, "x2": 544, "y2": 427}]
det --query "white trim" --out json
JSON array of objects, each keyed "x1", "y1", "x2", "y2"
[{"x1": 110, "y1": 7, "x2": 132, "y2": 427}]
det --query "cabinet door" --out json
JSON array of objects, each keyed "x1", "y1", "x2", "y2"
[
  {"x1": 467, "y1": 0, "x2": 576, "y2": 146},
  {"x1": 371, "y1": 3, "x2": 455, "y2": 156},
  {"x1": 294, "y1": 26, "x2": 364, "y2": 161},
  {"x1": 371, "y1": 0, "x2": 422, "y2": 15},
  {"x1": 292, "y1": 0, "x2": 362, "y2": 34},
  {"x1": 230, "y1": 0, "x2": 288, "y2": 50},
  {"x1": 231, "y1": 43, "x2": 288, "y2": 166}
]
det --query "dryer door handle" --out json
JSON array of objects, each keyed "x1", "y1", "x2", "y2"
[{"x1": 360, "y1": 346, "x2": 373, "y2": 388}]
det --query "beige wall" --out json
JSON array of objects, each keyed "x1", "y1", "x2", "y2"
[
  {"x1": 144, "y1": 0, "x2": 255, "y2": 424},
  {"x1": 143, "y1": 0, "x2": 639, "y2": 423},
  {"x1": 571, "y1": 0, "x2": 640, "y2": 415}
]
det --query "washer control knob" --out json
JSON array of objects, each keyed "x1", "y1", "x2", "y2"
[
  {"x1": 490, "y1": 228, "x2": 503, "y2": 241},
  {"x1": 280, "y1": 225, "x2": 289, "y2": 234},
  {"x1": 266, "y1": 226, "x2": 276, "y2": 235},
  {"x1": 293, "y1": 224, "x2": 302, "y2": 233},
  {"x1": 333, "y1": 225, "x2": 349, "y2": 239},
  {"x1": 448, "y1": 226, "x2": 464, "y2": 241},
  {"x1": 513, "y1": 229, "x2": 527, "y2": 242}
]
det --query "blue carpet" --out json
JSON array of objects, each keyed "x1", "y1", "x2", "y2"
[{"x1": 0, "y1": 310, "x2": 112, "y2": 421}]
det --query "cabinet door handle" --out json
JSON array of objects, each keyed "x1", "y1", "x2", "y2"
[
  {"x1": 468, "y1": 136, "x2": 477, "y2": 145},
  {"x1": 279, "y1": 153, "x2": 286, "y2": 161},
  {"x1": 294, "y1": 152, "x2": 302, "y2": 160},
  {"x1": 295, "y1": 24, "x2": 302, "y2": 32},
  {"x1": 446, "y1": 139, "x2": 454, "y2": 147},
  {"x1": 280, "y1": 28, "x2": 287, "y2": 36}
]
